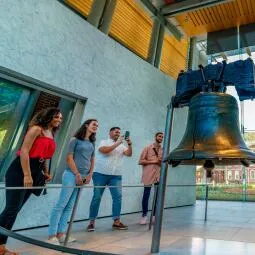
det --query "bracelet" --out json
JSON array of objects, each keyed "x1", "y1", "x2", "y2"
[{"x1": 75, "y1": 172, "x2": 80, "y2": 176}]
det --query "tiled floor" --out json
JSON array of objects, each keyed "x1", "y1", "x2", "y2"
[{"x1": 7, "y1": 201, "x2": 255, "y2": 254}]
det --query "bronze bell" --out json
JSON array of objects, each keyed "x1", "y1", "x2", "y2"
[{"x1": 167, "y1": 92, "x2": 255, "y2": 170}]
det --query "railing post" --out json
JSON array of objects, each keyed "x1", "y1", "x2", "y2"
[
  {"x1": 64, "y1": 187, "x2": 82, "y2": 247},
  {"x1": 204, "y1": 184, "x2": 209, "y2": 221}
]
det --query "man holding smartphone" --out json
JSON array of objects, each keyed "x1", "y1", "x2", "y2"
[
  {"x1": 87, "y1": 127, "x2": 132, "y2": 231},
  {"x1": 138, "y1": 132, "x2": 163, "y2": 225}
]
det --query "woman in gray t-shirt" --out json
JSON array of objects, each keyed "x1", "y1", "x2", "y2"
[{"x1": 48, "y1": 119, "x2": 98, "y2": 245}]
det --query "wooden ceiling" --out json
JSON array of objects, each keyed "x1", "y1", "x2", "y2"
[
  {"x1": 174, "y1": 0, "x2": 255, "y2": 36},
  {"x1": 65, "y1": 0, "x2": 188, "y2": 79}
]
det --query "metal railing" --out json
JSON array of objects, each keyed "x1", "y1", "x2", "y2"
[{"x1": 0, "y1": 183, "x2": 210, "y2": 255}]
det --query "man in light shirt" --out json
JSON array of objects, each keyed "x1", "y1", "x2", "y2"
[
  {"x1": 139, "y1": 132, "x2": 163, "y2": 225},
  {"x1": 87, "y1": 127, "x2": 132, "y2": 231}
]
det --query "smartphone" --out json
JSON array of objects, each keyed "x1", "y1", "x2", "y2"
[
  {"x1": 82, "y1": 178, "x2": 87, "y2": 184},
  {"x1": 124, "y1": 131, "x2": 130, "y2": 140}
]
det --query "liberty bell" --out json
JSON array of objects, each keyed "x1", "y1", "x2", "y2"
[{"x1": 166, "y1": 92, "x2": 255, "y2": 171}]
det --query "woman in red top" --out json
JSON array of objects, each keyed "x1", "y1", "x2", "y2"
[{"x1": 0, "y1": 107, "x2": 62, "y2": 255}]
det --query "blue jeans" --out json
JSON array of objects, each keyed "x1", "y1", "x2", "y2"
[
  {"x1": 89, "y1": 172, "x2": 122, "y2": 220},
  {"x1": 142, "y1": 183, "x2": 159, "y2": 217},
  {"x1": 48, "y1": 170, "x2": 78, "y2": 236}
]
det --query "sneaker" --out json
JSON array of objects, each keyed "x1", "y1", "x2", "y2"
[
  {"x1": 139, "y1": 216, "x2": 147, "y2": 225},
  {"x1": 112, "y1": 221, "x2": 128, "y2": 230},
  {"x1": 58, "y1": 234, "x2": 76, "y2": 243},
  {"x1": 87, "y1": 223, "x2": 95, "y2": 232},
  {"x1": 47, "y1": 237, "x2": 60, "y2": 245}
]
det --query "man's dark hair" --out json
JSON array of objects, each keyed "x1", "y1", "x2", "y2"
[
  {"x1": 155, "y1": 132, "x2": 163, "y2": 137},
  {"x1": 110, "y1": 127, "x2": 121, "y2": 132}
]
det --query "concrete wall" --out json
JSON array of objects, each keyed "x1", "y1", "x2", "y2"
[{"x1": 0, "y1": 0, "x2": 195, "y2": 229}]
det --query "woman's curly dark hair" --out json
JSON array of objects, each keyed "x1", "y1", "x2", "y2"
[
  {"x1": 74, "y1": 119, "x2": 98, "y2": 143},
  {"x1": 29, "y1": 107, "x2": 61, "y2": 133}
]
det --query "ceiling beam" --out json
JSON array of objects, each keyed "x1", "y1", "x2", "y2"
[
  {"x1": 162, "y1": 0, "x2": 232, "y2": 17},
  {"x1": 140, "y1": 0, "x2": 182, "y2": 40}
]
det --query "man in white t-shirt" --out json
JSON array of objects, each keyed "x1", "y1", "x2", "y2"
[{"x1": 87, "y1": 127, "x2": 132, "y2": 231}]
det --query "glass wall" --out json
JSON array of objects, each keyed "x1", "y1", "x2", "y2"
[
  {"x1": 0, "y1": 77, "x2": 85, "y2": 183},
  {"x1": 0, "y1": 79, "x2": 33, "y2": 178}
]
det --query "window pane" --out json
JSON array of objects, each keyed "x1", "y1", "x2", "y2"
[{"x1": 0, "y1": 80, "x2": 31, "y2": 172}]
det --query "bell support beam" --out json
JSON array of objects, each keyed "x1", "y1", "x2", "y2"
[
  {"x1": 162, "y1": 0, "x2": 232, "y2": 17},
  {"x1": 151, "y1": 97, "x2": 175, "y2": 254}
]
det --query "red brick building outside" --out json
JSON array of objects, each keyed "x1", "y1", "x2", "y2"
[{"x1": 196, "y1": 164, "x2": 255, "y2": 184}]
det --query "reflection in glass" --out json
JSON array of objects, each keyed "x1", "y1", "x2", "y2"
[{"x1": 0, "y1": 80, "x2": 31, "y2": 174}]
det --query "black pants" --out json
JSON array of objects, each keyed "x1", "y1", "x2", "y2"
[
  {"x1": 0, "y1": 157, "x2": 43, "y2": 245},
  {"x1": 142, "y1": 183, "x2": 159, "y2": 217}
]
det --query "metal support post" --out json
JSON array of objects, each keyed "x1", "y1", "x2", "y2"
[
  {"x1": 147, "y1": 18, "x2": 165, "y2": 68},
  {"x1": 204, "y1": 184, "x2": 209, "y2": 221},
  {"x1": 87, "y1": 0, "x2": 107, "y2": 28},
  {"x1": 151, "y1": 98, "x2": 175, "y2": 254},
  {"x1": 154, "y1": 24, "x2": 165, "y2": 68},
  {"x1": 64, "y1": 187, "x2": 82, "y2": 247},
  {"x1": 99, "y1": 0, "x2": 117, "y2": 34},
  {"x1": 147, "y1": 19, "x2": 161, "y2": 65},
  {"x1": 242, "y1": 167, "x2": 247, "y2": 201},
  {"x1": 87, "y1": 0, "x2": 116, "y2": 35}
]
